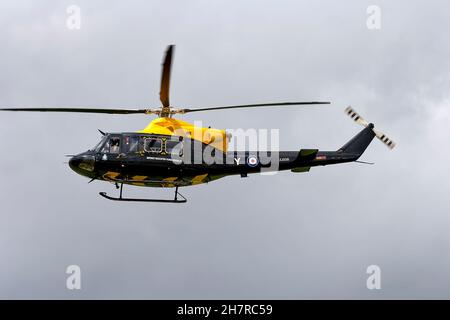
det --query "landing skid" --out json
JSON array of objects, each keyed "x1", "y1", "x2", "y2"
[{"x1": 99, "y1": 184, "x2": 187, "y2": 203}]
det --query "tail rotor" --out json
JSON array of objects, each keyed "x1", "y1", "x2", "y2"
[{"x1": 345, "y1": 106, "x2": 396, "y2": 150}]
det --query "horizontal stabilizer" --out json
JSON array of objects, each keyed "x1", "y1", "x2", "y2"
[
  {"x1": 297, "y1": 149, "x2": 318, "y2": 161},
  {"x1": 291, "y1": 166, "x2": 311, "y2": 173}
]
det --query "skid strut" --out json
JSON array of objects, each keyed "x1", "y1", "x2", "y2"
[{"x1": 99, "y1": 184, "x2": 187, "y2": 203}]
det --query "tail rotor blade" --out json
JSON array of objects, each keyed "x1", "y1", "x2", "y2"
[
  {"x1": 374, "y1": 129, "x2": 396, "y2": 149},
  {"x1": 345, "y1": 106, "x2": 369, "y2": 127}
]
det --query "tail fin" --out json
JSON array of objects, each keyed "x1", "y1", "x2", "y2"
[{"x1": 338, "y1": 124, "x2": 376, "y2": 157}]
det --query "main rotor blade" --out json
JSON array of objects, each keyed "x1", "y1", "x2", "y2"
[
  {"x1": 0, "y1": 108, "x2": 147, "y2": 114},
  {"x1": 181, "y1": 101, "x2": 330, "y2": 113},
  {"x1": 160, "y1": 45, "x2": 174, "y2": 108}
]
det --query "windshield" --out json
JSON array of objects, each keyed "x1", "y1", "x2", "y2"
[{"x1": 92, "y1": 135, "x2": 108, "y2": 152}]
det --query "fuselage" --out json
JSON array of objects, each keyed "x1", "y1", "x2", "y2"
[{"x1": 68, "y1": 132, "x2": 360, "y2": 188}]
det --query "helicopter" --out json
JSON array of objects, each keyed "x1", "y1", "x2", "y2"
[{"x1": 0, "y1": 45, "x2": 395, "y2": 203}]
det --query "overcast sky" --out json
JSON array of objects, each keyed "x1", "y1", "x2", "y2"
[{"x1": 0, "y1": 0, "x2": 450, "y2": 299}]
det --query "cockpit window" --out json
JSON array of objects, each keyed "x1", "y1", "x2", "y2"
[
  {"x1": 110, "y1": 137, "x2": 120, "y2": 153},
  {"x1": 92, "y1": 135, "x2": 107, "y2": 152},
  {"x1": 101, "y1": 136, "x2": 121, "y2": 154},
  {"x1": 123, "y1": 135, "x2": 140, "y2": 153},
  {"x1": 143, "y1": 137, "x2": 162, "y2": 153}
]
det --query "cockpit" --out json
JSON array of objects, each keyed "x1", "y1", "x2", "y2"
[{"x1": 70, "y1": 133, "x2": 185, "y2": 178}]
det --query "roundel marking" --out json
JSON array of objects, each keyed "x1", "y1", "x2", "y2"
[{"x1": 247, "y1": 155, "x2": 259, "y2": 167}]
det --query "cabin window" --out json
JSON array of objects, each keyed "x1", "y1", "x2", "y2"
[
  {"x1": 166, "y1": 140, "x2": 183, "y2": 157},
  {"x1": 143, "y1": 137, "x2": 162, "y2": 153}
]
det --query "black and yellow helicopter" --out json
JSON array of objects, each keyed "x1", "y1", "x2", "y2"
[{"x1": 0, "y1": 45, "x2": 395, "y2": 203}]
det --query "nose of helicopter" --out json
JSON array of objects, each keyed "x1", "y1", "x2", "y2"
[{"x1": 69, "y1": 154, "x2": 96, "y2": 177}]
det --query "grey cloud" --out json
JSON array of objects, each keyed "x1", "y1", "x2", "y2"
[{"x1": 0, "y1": 0, "x2": 450, "y2": 299}]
